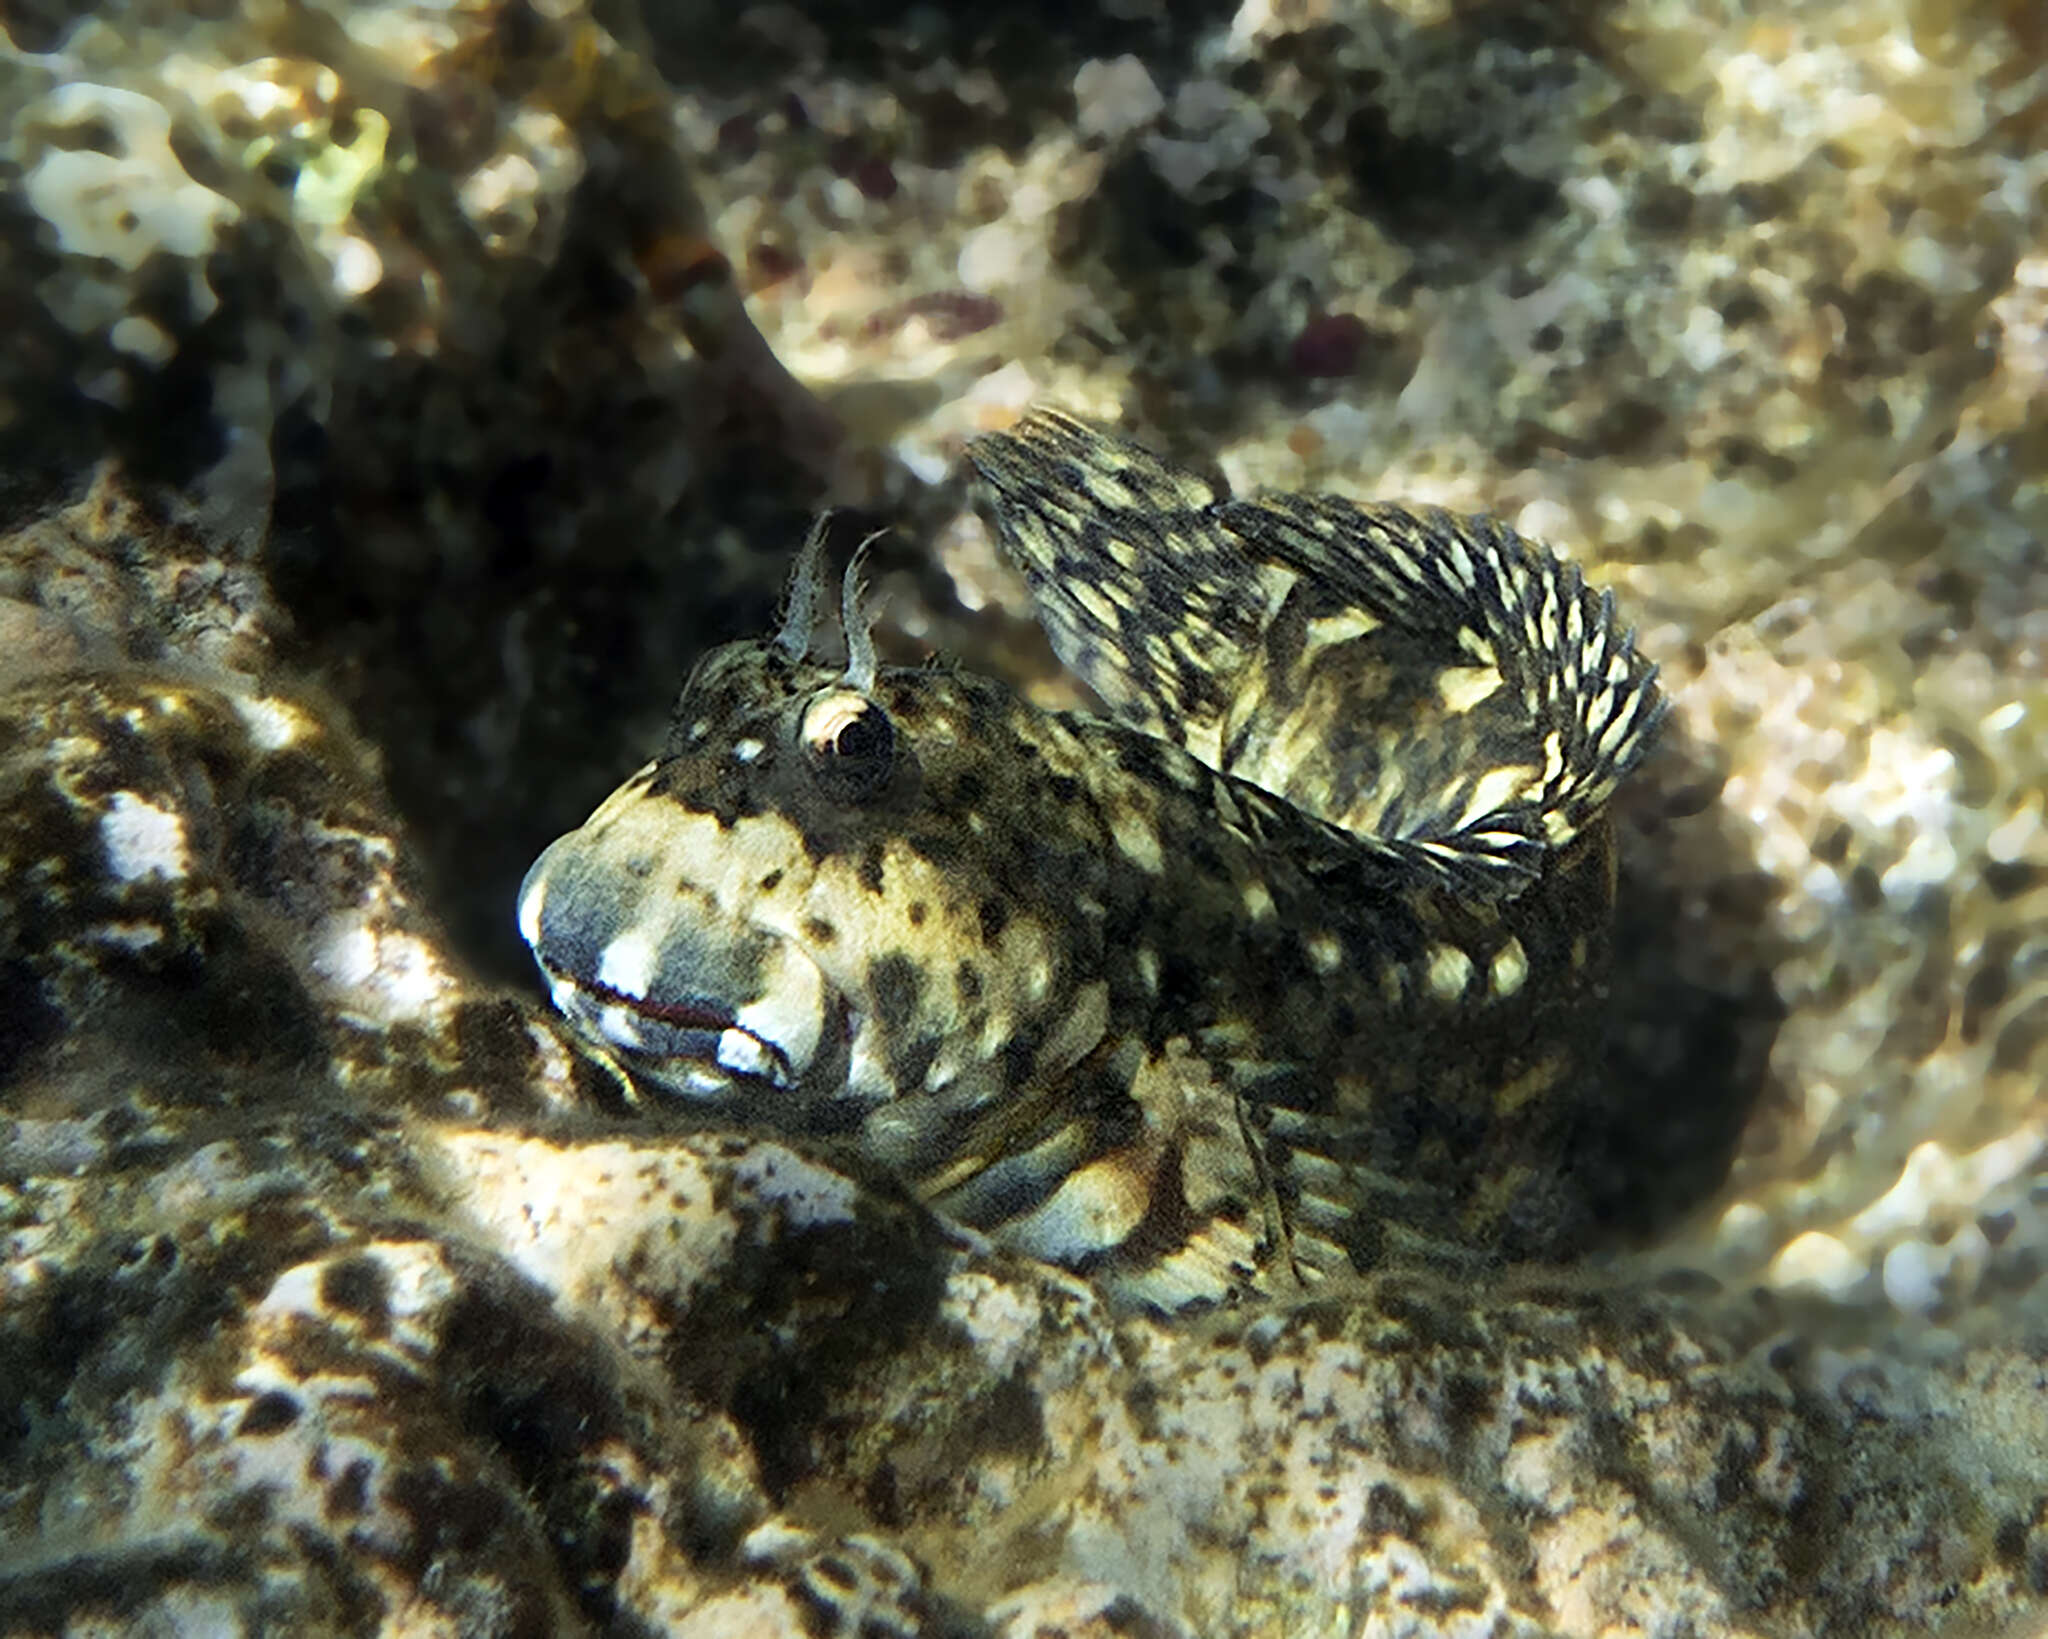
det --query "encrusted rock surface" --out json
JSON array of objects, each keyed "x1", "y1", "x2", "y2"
[{"x1": 2, "y1": 0, "x2": 2046, "y2": 1633}]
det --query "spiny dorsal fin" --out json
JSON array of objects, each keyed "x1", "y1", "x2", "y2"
[
  {"x1": 967, "y1": 407, "x2": 1268, "y2": 741},
  {"x1": 969, "y1": 411, "x2": 1663, "y2": 892}
]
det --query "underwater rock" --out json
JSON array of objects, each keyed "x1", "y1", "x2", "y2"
[{"x1": 3, "y1": 0, "x2": 2047, "y2": 1631}]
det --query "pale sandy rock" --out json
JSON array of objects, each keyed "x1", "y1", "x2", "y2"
[{"x1": 3, "y1": 0, "x2": 2047, "y2": 1633}]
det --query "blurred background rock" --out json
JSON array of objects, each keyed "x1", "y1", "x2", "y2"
[{"x1": 2, "y1": 1, "x2": 2046, "y2": 1627}]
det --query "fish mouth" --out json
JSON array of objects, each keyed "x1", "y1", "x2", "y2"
[{"x1": 542, "y1": 963, "x2": 802, "y2": 1093}]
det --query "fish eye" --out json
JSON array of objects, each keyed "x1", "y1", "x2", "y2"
[{"x1": 798, "y1": 688, "x2": 896, "y2": 802}]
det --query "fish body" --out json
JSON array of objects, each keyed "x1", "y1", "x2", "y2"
[{"x1": 520, "y1": 413, "x2": 1664, "y2": 1309}]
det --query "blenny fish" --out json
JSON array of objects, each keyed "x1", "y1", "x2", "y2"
[{"x1": 519, "y1": 411, "x2": 1664, "y2": 1309}]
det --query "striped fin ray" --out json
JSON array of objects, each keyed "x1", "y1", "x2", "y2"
[
  {"x1": 966, "y1": 408, "x2": 1284, "y2": 744},
  {"x1": 1215, "y1": 744, "x2": 1546, "y2": 903},
  {"x1": 1227, "y1": 492, "x2": 1666, "y2": 855}
]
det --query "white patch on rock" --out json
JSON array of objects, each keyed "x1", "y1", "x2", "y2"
[
  {"x1": 1769, "y1": 1230, "x2": 1867, "y2": 1298},
  {"x1": 942, "y1": 1270, "x2": 1042, "y2": 1380},
  {"x1": 362, "y1": 928, "x2": 452, "y2": 1017},
  {"x1": 311, "y1": 919, "x2": 453, "y2": 1021},
  {"x1": 436, "y1": 1132, "x2": 745, "y2": 1317},
  {"x1": 108, "y1": 314, "x2": 174, "y2": 363},
  {"x1": 961, "y1": 362, "x2": 1041, "y2": 426},
  {"x1": 99, "y1": 792, "x2": 190, "y2": 882},
  {"x1": 94, "y1": 921, "x2": 165, "y2": 953},
  {"x1": 229, "y1": 693, "x2": 306, "y2": 751},
  {"x1": 329, "y1": 234, "x2": 383, "y2": 297},
  {"x1": 958, "y1": 219, "x2": 1042, "y2": 293},
  {"x1": 732, "y1": 1144, "x2": 859, "y2": 1230},
  {"x1": 250, "y1": 1262, "x2": 325, "y2": 1323},
  {"x1": 1142, "y1": 136, "x2": 1216, "y2": 197},
  {"x1": 24, "y1": 84, "x2": 238, "y2": 279},
  {"x1": 149, "y1": 1141, "x2": 264, "y2": 1219},
  {"x1": 1880, "y1": 1239, "x2": 1944, "y2": 1313},
  {"x1": 1850, "y1": 1130, "x2": 2045, "y2": 1244},
  {"x1": 314, "y1": 921, "x2": 378, "y2": 988},
  {"x1": 458, "y1": 151, "x2": 541, "y2": 249},
  {"x1": 1073, "y1": 56, "x2": 1164, "y2": 143}
]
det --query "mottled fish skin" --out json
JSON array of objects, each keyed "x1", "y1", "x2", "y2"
[{"x1": 521, "y1": 413, "x2": 1665, "y2": 1311}]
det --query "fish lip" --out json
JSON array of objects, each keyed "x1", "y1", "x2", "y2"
[{"x1": 543, "y1": 963, "x2": 799, "y2": 1092}]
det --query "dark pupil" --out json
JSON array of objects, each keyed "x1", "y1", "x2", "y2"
[{"x1": 832, "y1": 710, "x2": 889, "y2": 761}]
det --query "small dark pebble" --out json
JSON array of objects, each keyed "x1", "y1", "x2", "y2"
[
  {"x1": 827, "y1": 137, "x2": 899, "y2": 202},
  {"x1": 1291, "y1": 312, "x2": 1371, "y2": 378},
  {"x1": 860, "y1": 291, "x2": 1002, "y2": 342},
  {"x1": 853, "y1": 154, "x2": 899, "y2": 201},
  {"x1": 835, "y1": 144, "x2": 901, "y2": 199},
  {"x1": 748, "y1": 242, "x2": 800, "y2": 288},
  {"x1": 717, "y1": 114, "x2": 758, "y2": 160}
]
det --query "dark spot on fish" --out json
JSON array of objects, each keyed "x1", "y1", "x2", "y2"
[
  {"x1": 328, "y1": 1457, "x2": 374, "y2": 1517},
  {"x1": 1182, "y1": 828, "x2": 1229, "y2": 879},
  {"x1": 759, "y1": 869, "x2": 784, "y2": 892},
  {"x1": 238, "y1": 1391, "x2": 301, "y2": 1437},
  {"x1": 1114, "y1": 738, "x2": 1165, "y2": 781},
  {"x1": 858, "y1": 844, "x2": 886, "y2": 895},
  {"x1": 905, "y1": 826, "x2": 964, "y2": 866},
  {"x1": 893, "y1": 1031, "x2": 941, "y2": 1091},
  {"x1": 803, "y1": 917, "x2": 837, "y2": 945},
  {"x1": 978, "y1": 897, "x2": 1009, "y2": 942},
  {"x1": 1002, "y1": 1034, "x2": 1038, "y2": 1087},
  {"x1": 320, "y1": 1255, "x2": 390, "y2": 1323},
  {"x1": 870, "y1": 954, "x2": 922, "y2": 1032},
  {"x1": 956, "y1": 961, "x2": 984, "y2": 1005},
  {"x1": 1154, "y1": 951, "x2": 1203, "y2": 1011},
  {"x1": 908, "y1": 900, "x2": 927, "y2": 926},
  {"x1": 1361, "y1": 1482, "x2": 1422, "y2": 1540}
]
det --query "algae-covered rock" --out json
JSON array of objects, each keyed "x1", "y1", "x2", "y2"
[{"x1": 3, "y1": 0, "x2": 2047, "y2": 1632}]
